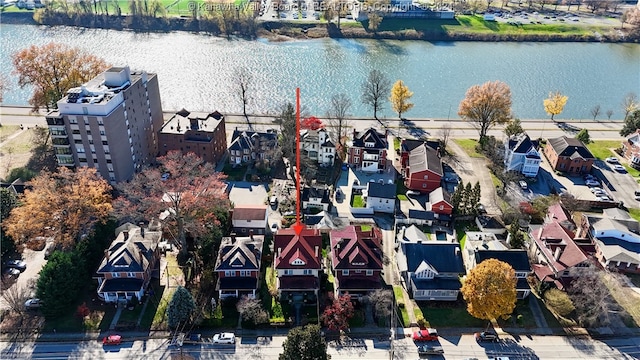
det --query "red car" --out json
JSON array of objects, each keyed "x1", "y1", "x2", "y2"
[
  {"x1": 103, "y1": 334, "x2": 122, "y2": 345},
  {"x1": 412, "y1": 328, "x2": 438, "y2": 341}
]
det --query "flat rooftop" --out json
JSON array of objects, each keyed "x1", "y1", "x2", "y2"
[{"x1": 159, "y1": 109, "x2": 224, "y2": 135}]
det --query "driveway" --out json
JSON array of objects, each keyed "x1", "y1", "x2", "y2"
[
  {"x1": 593, "y1": 160, "x2": 640, "y2": 207},
  {"x1": 227, "y1": 181, "x2": 269, "y2": 206},
  {"x1": 0, "y1": 244, "x2": 50, "y2": 311},
  {"x1": 446, "y1": 142, "x2": 501, "y2": 216}
]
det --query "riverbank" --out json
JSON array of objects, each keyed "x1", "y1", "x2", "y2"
[{"x1": 3, "y1": 9, "x2": 639, "y2": 43}]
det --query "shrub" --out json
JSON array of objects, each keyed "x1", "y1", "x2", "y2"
[
  {"x1": 76, "y1": 302, "x2": 90, "y2": 319},
  {"x1": 416, "y1": 317, "x2": 429, "y2": 329},
  {"x1": 544, "y1": 288, "x2": 576, "y2": 317}
]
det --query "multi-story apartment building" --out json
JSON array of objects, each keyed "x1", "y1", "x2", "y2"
[
  {"x1": 46, "y1": 66, "x2": 163, "y2": 183},
  {"x1": 158, "y1": 109, "x2": 227, "y2": 165},
  {"x1": 347, "y1": 128, "x2": 388, "y2": 172}
]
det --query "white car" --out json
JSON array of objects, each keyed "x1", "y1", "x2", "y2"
[
  {"x1": 605, "y1": 157, "x2": 619, "y2": 163},
  {"x1": 519, "y1": 180, "x2": 528, "y2": 190},
  {"x1": 406, "y1": 190, "x2": 421, "y2": 196},
  {"x1": 25, "y1": 298, "x2": 41, "y2": 309},
  {"x1": 590, "y1": 187, "x2": 604, "y2": 193},
  {"x1": 613, "y1": 164, "x2": 626, "y2": 172},
  {"x1": 212, "y1": 332, "x2": 235, "y2": 344},
  {"x1": 585, "y1": 180, "x2": 600, "y2": 187}
]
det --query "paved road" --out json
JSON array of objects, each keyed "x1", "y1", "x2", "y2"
[
  {"x1": 1, "y1": 333, "x2": 639, "y2": 359},
  {"x1": 0, "y1": 107, "x2": 625, "y2": 141}
]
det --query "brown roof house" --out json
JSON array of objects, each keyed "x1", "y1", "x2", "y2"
[
  {"x1": 95, "y1": 221, "x2": 162, "y2": 304},
  {"x1": 544, "y1": 136, "x2": 595, "y2": 175},
  {"x1": 231, "y1": 205, "x2": 268, "y2": 235},
  {"x1": 274, "y1": 228, "x2": 323, "y2": 304},
  {"x1": 214, "y1": 234, "x2": 264, "y2": 299},
  {"x1": 329, "y1": 225, "x2": 384, "y2": 299}
]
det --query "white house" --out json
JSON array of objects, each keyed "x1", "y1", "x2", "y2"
[
  {"x1": 364, "y1": 182, "x2": 396, "y2": 213},
  {"x1": 231, "y1": 205, "x2": 268, "y2": 235},
  {"x1": 504, "y1": 134, "x2": 541, "y2": 178},
  {"x1": 302, "y1": 187, "x2": 331, "y2": 211},
  {"x1": 300, "y1": 128, "x2": 336, "y2": 166}
]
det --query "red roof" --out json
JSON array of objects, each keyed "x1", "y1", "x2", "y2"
[
  {"x1": 274, "y1": 228, "x2": 322, "y2": 269},
  {"x1": 329, "y1": 226, "x2": 383, "y2": 271},
  {"x1": 532, "y1": 222, "x2": 587, "y2": 273}
]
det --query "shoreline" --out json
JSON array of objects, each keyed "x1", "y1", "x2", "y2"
[{"x1": 2, "y1": 11, "x2": 638, "y2": 43}]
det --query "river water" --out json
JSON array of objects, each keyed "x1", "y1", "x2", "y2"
[{"x1": 1, "y1": 24, "x2": 638, "y2": 120}]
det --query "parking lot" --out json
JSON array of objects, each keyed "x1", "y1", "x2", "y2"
[
  {"x1": 593, "y1": 159, "x2": 640, "y2": 208},
  {"x1": 0, "y1": 245, "x2": 50, "y2": 312},
  {"x1": 488, "y1": 9, "x2": 622, "y2": 27}
]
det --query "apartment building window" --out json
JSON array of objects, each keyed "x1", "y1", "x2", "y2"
[
  {"x1": 69, "y1": 118, "x2": 78, "y2": 124},
  {"x1": 100, "y1": 130, "x2": 106, "y2": 136},
  {"x1": 97, "y1": 119, "x2": 104, "y2": 125},
  {"x1": 72, "y1": 129, "x2": 80, "y2": 135},
  {"x1": 303, "y1": 269, "x2": 312, "y2": 275},
  {"x1": 354, "y1": 149, "x2": 360, "y2": 155}
]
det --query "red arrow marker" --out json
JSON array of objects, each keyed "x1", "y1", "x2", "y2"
[{"x1": 293, "y1": 87, "x2": 303, "y2": 236}]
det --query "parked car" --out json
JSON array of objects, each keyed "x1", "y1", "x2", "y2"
[
  {"x1": 585, "y1": 180, "x2": 600, "y2": 187},
  {"x1": 613, "y1": 164, "x2": 626, "y2": 172},
  {"x1": 590, "y1": 187, "x2": 604, "y2": 193},
  {"x1": 406, "y1": 190, "x2": 421, "y2": 196},
  {"x1": 605, "y1": 157, "x2": 619, "y2": 164},
  {"x1": 519, "y1": 180, "x2": 528, "y2": 190},
  {"x1": 476, "y1": 203, "x2": 487, "y2": 214},
  {"x1": 412, "y1": 328, "x2": 438, "y2": 341},
  {"x1": 3, "y1": 267, "x2": 20, "y2": 278},
  {"x1": 24, "y1": 298, "x2": 42, "y2": 309},
  {"x1": 417, "y1": 344, "x2": 444, "y2": 355},
  {"x1": 44, "y1": 244, "x2": 55, "y2": 260},
  {"x1": 584, "y1": 174, "x2": 596, "y2": 180},
  {"x1": 270, "y1": 196, "x2": 278, "y2": 206},
  {"x1": 475, "y1": 330, "x2": 498, "y2": 342},
  {"x1": 6, "y1": 259, "x2": 26, "y2": 271},
  {"x1": 103, "y1": 334, "x2": 122, "y2": 345},
  {"x1": 212, "y1": 332, "x2": 235, "y2": 344}
]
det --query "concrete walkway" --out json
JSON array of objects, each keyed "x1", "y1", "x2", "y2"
[
  {"x1": 528, "y1": 295, "x2": 552, "y2": 335},
  {"x1": 109, "y1": 305, "x2": 124, "y2": 331}
]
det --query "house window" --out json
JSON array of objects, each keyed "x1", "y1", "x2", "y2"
[
  {"x1": 111, "y1": 272, "x2": 120, "y2": 278},
  {"x1": 366, "y1": 270, "x2": 373, "y2": 276},
  {"x1": 225, "y1": 271, "x2": 235, "y2": 277},
  {"x1": 284, "y1": 269, "x2": 293, "y2": 275},
  {"x1": 240, "y1": 270, "x2": 249, "y2": 276},
  {"x1": 127, "y1": 272, "x2": 135, "y2": 278},
  {"x1": 342, "y1": 270, "x2": 349, "y2": 276},
  {"x1": 303, "y1": 269, "x2": 312, "y2": 275},
  {"x1": 355, "y1": 157, "x2": 360, "y2": 163},
  {"x1": 354, "y1": 149, "x2": 360, "y2": 155},
  {"x1": 423, "y1": 175, "x2": 428, "y2": 180},
  {"x1": 355, "y1": 270, "x2": 362, "y2": 274}
]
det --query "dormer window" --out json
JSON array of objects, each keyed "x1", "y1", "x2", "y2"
[
  {"x1": 291, "y1": 258, "x2": 305, "y2": 266},
  {"x1": 365, "y1": 142, "x2": 374, "y2": 148},
  {"x1": 351, "y1": 262, "x2": 365, "y2": 266}
]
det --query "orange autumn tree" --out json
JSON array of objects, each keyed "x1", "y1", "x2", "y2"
[
  {"x1": 458, "y1": 80, "x2": 512, "y2": 144},
  {"x1": 3, "y1": 167, "x2": 113, "y2": 250},
  {"x1": 460, "y1": 258, "x2": 517, "y2": 326},
  {"x1": 12, "y1": 43, "x2": 109, "y2": 111},
  {"x1": 114, "y1": 151, "x2": 230, "y2": 257}
]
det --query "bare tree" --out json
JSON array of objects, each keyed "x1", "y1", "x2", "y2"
[
  {"x1": 234, "y1": 67, "x2": 253, "y2": 123},
  {"x1": 568, "y1": 270, "x2": 620, "y2": 328},
  {"x1": 365, "y1": 289, "x2": 393, "y2": 326},
  {"x1": 622, "y1": 92, "x2": 639, "y2": 121},
  {"x1": 361, "y1": 69, "x2": 391, "y2": 121},
  {"x1": 591, "y1": 104, "x2": 601, "y2": 121},
  {"x1": 606, "y1": 109, "x2": 614, "y2": 120},
  {"x1": 438, "y1": 123, "x2": 452, "y2": 153},
  {"x1": 327, "y1": 93, "x2": 353, "y2": 161},
  {"x1": 236, "y1": 296, "x2": 269, "y2": 325},
  {"x1": 1, "y1": 284, "x2": 30, "y2": 315}
]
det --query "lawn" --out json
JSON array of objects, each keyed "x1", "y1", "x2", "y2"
[
  {"x1": 454, "y1": 220, "x2": 478, "y2": 243},
  {"x1": 418, "y1": 302, "x2": 486, "y2": 328},
  {"x1": 359, "y1": 225, "x2": 372, "y2": 231},
  {"x1": 352, "y1": 194, "x2": 365, "y2": 208},
  {"x1": 586, "y1": 140, "x2": 620, "y2": 160},
  {"x1": 0, "y1": 125, "x2": 19, "y2": 142},
  {"x1": 396, "y1": 181, "x2": 408, "y2": 201},
  {"x1": 497, "y1": 299, "x2": 537, "y2": 328},
  {"x1": 602, "y1": 272, "x2": 640, "y2": 328},
  {"x1": 393, "y1": 285, "x2": 411, "y2": 327},
  {"x1": 450, "y1": 15, "x2": 612, "y2": 36},
  {"x1": 490, "y1": 172, "x2": 502, "y2": 188},
  {"x1": 222, "y1": 164, "x2": 247, "y2": 181},
  {"x1": 394, "y1": 137, "x2": 401, "y2": 152},
  {"x1": 453, "y1": 139, "x2": 484, "y2": 158},
  {"x1": 628, "y1": 208, "x2": 640, "y2": 223}
]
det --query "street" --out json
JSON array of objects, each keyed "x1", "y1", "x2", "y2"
[{"x1": 1, "y1": 333, "x2": 639, "y2": 359}]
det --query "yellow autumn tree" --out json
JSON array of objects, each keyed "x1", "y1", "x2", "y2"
[
  {"x1": 3, "y1": 167, "x2": 113, "y2": 250},
  {"x1": 460, "y1": 258, "x2": 517, "y2": 323},
  {"x1": 390, "y1": 80, "x2": 414, "y2": 119},
  {"x1": 12, "y1": 43, "x2": 109, "y2": 112},
  {"x1": 543, "y1": 91, "x2": 569, "y2": 121},
  {"x1": 458, "y1": 80, "x2": 512, "y2": 143}
]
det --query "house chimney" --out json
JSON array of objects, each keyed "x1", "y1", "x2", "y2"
[
  {"x1": 139, "y1": 222, "x2": 145, "y2": 238},
  {"x1": 554, "y1": 247, "x2": 562, "y2": 261},
  {"x1": 104, "y1": 249, "x2": 109, "y2": 261},
  {"x1": 353, "y1": 129, "x2": 357, "y2": 138},
  {"x1": 123, "y1": 230, "x2": 129, "y2": 240},
  {"x1": 231, "y1": 234, "x2": 236, "y2": 244},
  {"x1": 139, "y1": 251, "x2": 144, "y2": 269},
  {"x1": 278, "y1": 247, "x2": 281, "y2": 258},
  {"x1": 249, "y1": 229, "x2": 254, "y2": 240},
  {"x1": 315, "y1": 246, "x2": 319, "y2": 257}
]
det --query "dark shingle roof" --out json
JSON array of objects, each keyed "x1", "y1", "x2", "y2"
[
  {"x1": 402, "y1": 243, "x2": 465, "y2": 274},
  {"x1": 352, "y1": 128, "x2": 387, "y2": 149},
  {"x1": 547, "y1": 136, "x2": 594, "y2": 159},
  {"x1": 215, "y1": 236, "x2": 264, "y2": 271},
  {"x1": 97, "y1": 225, "x2": 161, "y2": 274},
  {"x1": 409, "y1": 210, "x2": 436, "y2": 221},
  {"x1": 508, "y1": 134, "x2": 539, "y2": 154},
  {"x1": 475, "y1": 250, "x2": 531, "y2": 272},
  {"x1": 367, "y1": 182, "x2": 396, "y2": 199},
  {"x1": 301, "y1": 187, "x2": 331, "y2": 203},
  {"x1": 412, "y1": 277, "x2": 461, "y2": 290}
]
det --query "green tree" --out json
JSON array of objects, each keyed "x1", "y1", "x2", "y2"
[
  {"x1": 450, "y1": 184, "x2": 463, "y2": 215},
  {"x1": 464, "y1": 182, "x2": 473, "y2": 215},
  {"x1": 368, "y1": 13, "x2": 382, "y2": 32},
  {"x1": 471, "y1": 182, "x2": 481, "y2": 212},
  {"x1": 0, "y1": 188, "x2": 17, "y2": 222},
  {"x1": 575, "y1": 129, "x2": 592, "y2": 145},
  {"x1": 504, "y1": 118, "x2": 524, "y2": 137},
  {"x1": 36, "y1": 251, "x2": 85, "y2": 318},
  {"x1": 620, "y1": 109, "x2": 640, "y2": 137},
  {"x1": 390, "y1": 80, "x2": 414, "y2": 119},
  {"x1": 458, "y1": 80, "x2": 512, "y2": 144},
  {"x1": 508, "y1": 224, "x2": 525, "y2": 249},
  {"x1": 461, "y1": 258, "x2": 517, "y2": 324},
  {"x1": 279, "y1": 324, "x2": 330, "y2": 360},
  {"x1": 167, "y1": 286, "x2": 196, "y2": 329}
]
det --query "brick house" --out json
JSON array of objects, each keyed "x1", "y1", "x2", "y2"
[
  {"x1": 347, "y1": 128, "x2": 388, "y2": 172},
  {"x1": 95, "y1": 221, "x2": 162, "y2": 303},
  {"x1": 329, "y1": 225, "x2": 384, "y2": 299},
  {"x1": 214, "y1": 234, "x2": 264, "y2": 299},
  {"x1": 274, "y1": 228, "x2": 323, "y2": 303},
  {"x1": 158, "y1": 109, "x2": 227, "y2": 165},
  {"x1": 228, "y1": 129, "x2": 278, "y2": 166},
  {"x1": 622, "y1": 130, "x2": 640, "y2": 170},
  {"x1": 403, "y1": 143, "x2": 443, "y2": 193},
  {"x1": 544, "y1": 136, "x2": 595, "y2": 175}
]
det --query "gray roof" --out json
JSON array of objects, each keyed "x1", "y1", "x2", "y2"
[
  {"x1": 547, "y1": 136, "x2": 594, "y2": 159},
  {"x1": 408, "y1": 144, "x2": 443, "y2": 176},
  {"x1": 215, "y1": 236, "x2": 264, "y2": 271},
  {"x1": 398, "y1": 224, "x2": 429, "y2": 243},
  {"x1": 352, "y1": 128, "x2": 387, "y2": 149},
  {"x1": 508, "y1": 134, "x2": 539, "y2": 155},
  {"x1": 367, "y1": 182, "x2": 396, "y2": 199},
  {"x1": 428, "y1": 187, "x2": 450, "y2": 205},
  {"x1": 399, "y1": 242, "x2": 465, "y2": 274},
  {"x1": 97, "y1": 224, "x2": 161, "y2": 274}
]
